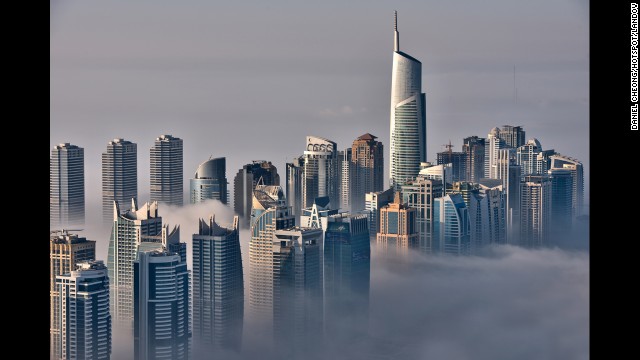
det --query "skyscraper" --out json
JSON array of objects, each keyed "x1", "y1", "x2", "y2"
[
  {"x1": 285, "y1": 156, "x2": 304, "y2": 221},
  {"x1": 134, "y1": 250, "x2": 190, "y2": 360},
  {"x1": 376, "y1": 192, "x2": 418, "y2": 250},
  {"x1": 190, "y1": 157, "x2": 228, "y2": 204},
  {"x1": 107, "y1": 200, "x2": 183, "y2": 329},
  {"x1": 54, "y1": 261, "x2": 111, "y2": 360},
  {"x1": 323, "y1": 213, "x2": 370, "y2": 343},
  {"x1": 516, "y1": 138, "x2": 542, "y2": 176},
  {"x1": 389, "y1": 11, "x2": 427, "y2": 190},
  {"x1": 234, "y1": 160, "x2": 280, "y2": 227},
  {"x1": 478, "y1": 183, "x2": 507, "y2": 245},
  {"x1": 302, "y1": 136, "x2": 339, "y2": 210},
  {"x1": 549, "y1": 168, "x2": 573, "y2": 242},
  {"x1": 102, "y1": 138, "x2": 137, "y2": 223},
  {"x1": 485, "y1": 128, "x2": 506, "y2": 179},
  {"x1": 338, "y1": 148, "x2": 353, "y2": 211},
  {"x1": 365, "y1": 188, "x2": 395, "y2": 240},
  {"x1": 50, "y1": 143, "x2": 85, "y2": 227},
  {"x1": 248, "y1": 185, "x2": 295, "y2": 330},
  {"x1": 192, "y1": 215, "x2": 244, "y2": 353},
  {"x1": 550, "y1": 154, "x2": 584, "y2": 219},
  {"x1": 519, "y1": 175, "x2": 552, "y2": 248},
  {"x1": 434, "y1": 193, "x2": 471, "y2": 255},
  {"x1": 462, "y1": 136, "x2": 485, "y2": 183},
  {"x1": 272, "y1": 227, "x2": 324, "y2": 356},
  {"x1": 50, "y1": 230, "x2": 96, "y2": 358},
  {"x1": 499, "y1": 125, "x2": 526, "y2": 148},
  {"x1": 351, "y1": 133, "x2": 384, "y2": 212},
  {"x1": 401, "y1": 176, "x2": 443, "y2": 253},
  {"x1": 436, "y1": 146, "x2": 466, "y2": 183},
  {"x1": 150, "y1": 134, "x2": 183, "y2": 206}
]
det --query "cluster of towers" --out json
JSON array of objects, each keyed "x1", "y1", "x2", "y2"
[{"x1": 50, "y1": 11, "x2": 585, "y2": 360}]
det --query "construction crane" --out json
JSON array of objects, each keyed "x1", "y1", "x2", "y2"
[{"x1": 441, "y1": 140, "x2": 454, "y2": 154}]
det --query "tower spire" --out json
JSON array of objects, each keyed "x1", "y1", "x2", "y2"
[{"x1": 394, "y1": 10, "x2": 399, "y2": 52}]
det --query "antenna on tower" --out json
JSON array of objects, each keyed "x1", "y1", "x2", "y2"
[{"x1": 394, "y1": 10, "x2": 399, "y2": 52}]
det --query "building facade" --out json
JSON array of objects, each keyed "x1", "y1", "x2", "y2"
[
  {"x1": 150, "y1": 134, "x2": 183, "y2": 206},
  {"x1": 365, "y1": 188, "x2": 395, "y2": 240},
  {"x1": 248, "y1": 185, "x2": 295, "y2": 329},
  {"x1": 389, "y1": 11, "x2": 426, "y2": 190},
  {"x1": 519, "y1": 175, "x2": 552, "y2": 248},
  {"x1": 302, "y1": 136, "x2": 339, "y2": 210},
  {"x1": 401, "y1": 176, "x2": 443, "y2": 253},
  {"x1": 323, "y1": 213, "x2": 370, "y2": 342},
  {"x1": 376, "y1": 192, "x2": 418, "y2": 250},
  {"x1": 102, "y1": 138, "x2": 137, "y2": 223},
  {"x1": 549, "y1": 168, "x2": 573, "y2": 242},
  {"x1": 550, "y1": 154, "x2": 584, "y2": 219},
  {"x1": 234, "y1": 160, "x2": 280, "y2": 227},
  {"x1": 134, "y1": 250, "x2": 190, "y2": 360},
  {"x1": 350, "y1": 133, "x2": 384, "y2": 212},
  {"x1": 272, "y1": 227, "x2": 324, "y2": 356},
  {"x1": 436, "y1": 149, "x2": 466, "y2": 183},
  {"x1": 499, "y1": 125, "x2": 526, "y2": 148},
  {"x1": 50, "y1": 231, "x2": 96, "y2": 358},
  {"x1": 192, "y1": 215, "x2": 244, "y2": 353},
  {"x1": 339, "y1": 148, "x2": 354, "y2": 211},
  {"x1": 434, "y1": 193, "x2": 471, "y2": 255},
  {"x1": 285, "y1": 156, "x2": 304, "y2": 221},
  {"x1": 107, "y1": 200, "x2": 183, "y2": 329},
  {"x1": 462, "y1": 136, "x2": 485, "y2": 183},
  {"x1": 54, "y1": 261, "x2": 111, "y2": 360},
  {"x1": 51, "y1": 143, "x2": 85, "y2": 227},
  {"x1": 190, "y1": 157, "x2": 228, "y2": 204}
]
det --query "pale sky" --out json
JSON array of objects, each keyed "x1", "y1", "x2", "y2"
[{"x1": 50, "y1": 0, "x2": 589, "y2": 214}]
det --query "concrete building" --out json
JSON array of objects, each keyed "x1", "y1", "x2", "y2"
[
  {"x1": 50, "y1": 143, "x2": 85, "y2": 227},
  {"x1": 350, "y1": 133, "x2": 384, "y2": 212},
  {"x1": 102, "y1": 138, "x2": 137, "y2": 223},
  {"x1": 150, "y1": 134, "x2": 183, "y2": 206}
]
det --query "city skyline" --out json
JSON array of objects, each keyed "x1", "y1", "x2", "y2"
[
  {"x1": 50, "y1": 3, "x2": 589, "y2": 359},
  {"x1": 51, "y1": 1, "x2": 589, "y2": 214}
]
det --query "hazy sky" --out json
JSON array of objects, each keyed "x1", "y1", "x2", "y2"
[
  {"x1": 51, "y1": 2, "x2": 589, "y2": 358},
  {"x1": 50, "y1": 0, "x2": 589, "y2": 213}
]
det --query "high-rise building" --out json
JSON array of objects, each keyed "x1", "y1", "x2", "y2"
[
  {"x1": 365, "y1": 188, "x2": 395, "y2": 240},
  {"x1": 519, "y1": 175, "x2": 552, "y2": 248},
  {"x1": 419, "y1": 163, "x2": 453, "y2": 192},
  {"x1": 192, "y1": 215, "x2": 244, "y2": 353},
  {"x1": 150, "y1": 134, "x2": 183, "y2": 206},
  {"x1": 190, "y1": 157, "x2": 228, "y2": 204},
  {"x1": 462, "y1": 136, "x2": 485, "y2": 183},
  {"x1": 54, "y1": 261, "x2": 111, "y2": 360},
  {"x1": 51, "y1": 143, "x2": 85, "y2": 227},
  {"x1": 485, "y1": 128, "x2": 507, "y2": 179},
  {"x1": 448, "y1": 182, "x2": 486, "y2": 253},
  {"x1": 285, "y1": 156, "x2": 304, "y2": 221},
  {"x1": 550, "y1": 154, "x2": 584, "y2": 219},
  {"x1": 516, "y1": 138, "x2": 542, "y2": 176},
  {"x1": 248, "y1": 185, "x2": 295, "y2": 329},
  {"x1": 377, "y1": 192, "x2": 418, "y2": 250},
  {"x1": 272, "y1": 227, "x2": 324, "y2": 356},
  {"x1": 535, "y1": 149, "x2": 556, "y2": 176},
  {"x1": 302, "y1": 136, "x2": 339, "y2": 210},
  {"x1": 234, "y1": 160, "x2": 280, "y2": 227},
  {"x1": 102, "y1": 138, "x2": 137, "y2": 223},
  {"x1": 350, "y1": 133, "x2": 384, "y2": 212},
  {"x1": 401, "y1": 176, "x2": 443, "y2": 253},
  {"x1": 300, "y1": 196, "x2": 339, "y2": 229},
  {"x1": 478, "y1": 183, "x2": 507, "y2": 245},
  {"x1": 389, "y1": 11, "x2": 427, "y2": 190},
  {"x1": 434, "y1": 193, "x2": 471, "y2": 255},
  {"x1": 549, "y1": 168, "x2": 573, "y2": 242},
  {"x1": 499, "y1": 125, "x2": 526, "y2": 148},
  {"x1": 436, "y1": 147, "x2": 466, "y2": 183},
  {"x1": 134, "y1": 250, "x2": 190, "y2": 360},
  {"x1": 50, "y1": 231, "x2": 96, "y2": 358},
  {"x1": 324, "y1": 213, "x2": 370, "y2": 342},
  {"x1": 107, "y1": 200, "x2": 183, "y2": 329},
  {"x1": 339, "y1": 148, "x2": 354, "y2": 211}
]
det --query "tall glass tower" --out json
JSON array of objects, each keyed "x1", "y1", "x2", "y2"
[
  {"x1": 50, "y1": 143, "x2": 85, "y2": 227},
  {"x1": 150, "y1": 134, "x2": 183, "y2": 206},
  {"x1": 192, "y1": 215, "x2": 244, "y2": 354},
  {"x1": 389, "y1": 11, "x2": 426, "y2": 190},
  {"x1": 190, "y1": 157, "x2": 228, "y2": 204},
  {"x1": 102, "y1": 138, "x2": 137, "y2": 223}
]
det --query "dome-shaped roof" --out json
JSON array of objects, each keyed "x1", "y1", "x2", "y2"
[{"x1": 194, "y1": 157, "x2": 226, "y2": 179}]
